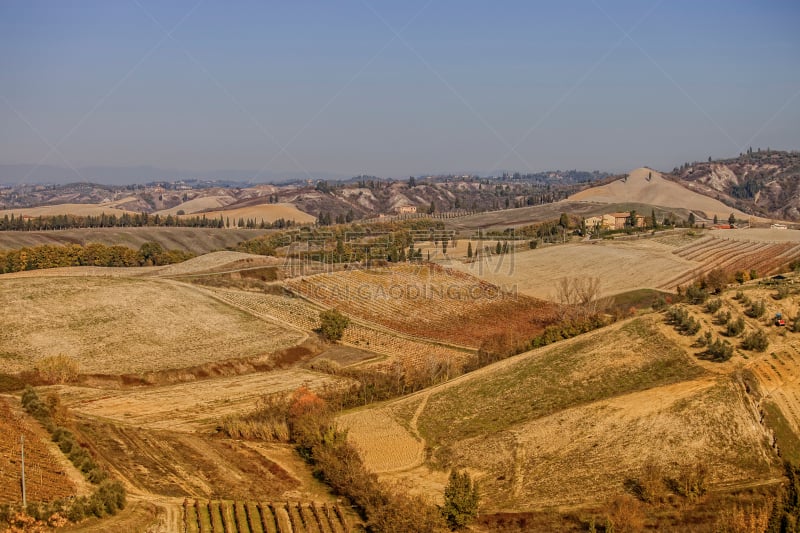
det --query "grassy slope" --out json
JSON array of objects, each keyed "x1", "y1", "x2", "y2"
[
  {"x1": 0, "y1": 227, "x2": 269, "y2": 253},
  {"x1": 414, "y1": 318, "x2": 705, "y2": 448},
  {"x1": 358, "y1": 316, "x2": 780, "y2": 511}
]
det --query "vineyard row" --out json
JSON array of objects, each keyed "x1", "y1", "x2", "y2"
[{"x1": 183, "y1": 499, "x2": 349, "y2": 533}]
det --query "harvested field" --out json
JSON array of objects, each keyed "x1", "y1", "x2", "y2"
[
  {"x1": 182, "y1": 203, "x2": 316, "y2": 224},
  {"x1": 0, "y1": 251, "x2": 281, "y2": 280},
  {"x1": 76, "y1": 420, "x2": 302, "y2": 501},
  {"x1": 445, "y1": 231, "x2": 800, "y2": 301},
  {"x1": 0, "y1": 396, "x2": 81, "y2": 504},
  {"x1": 0, "y1": 203, "x2": 136, "y2": 218},
  {"x1": 53, "y1": 369, "x2": 348, "y2": 432},
  {"x1": 285, "y1": 264, "x2": 560, "y2": 348},
  {"x1": 0, "y1": 277, "x2": 304, "y2": 374},
  {"x1": 0, "y1": 227, "x2": 269, "y2": 254},
  {"x1": 661, "y1": 236, "x2": 800, "y2": 288},
  {"x1": 447, "y1": 239, "x2": 694, "y2": 299},
  {"x1": 209, "y1": 288, "x2": 472, "y2": 371},
  {"x1": 310, "y1": 345, "x2": 378, "y2": 367},
  {"x1": 151, "y1": 251, "x2": 283, "y2": 277},
  {"x1": 338, "y1": 408, "x2": 424, "y2": 473},
  {"x1": 722, "y1": 228, "x2": 800, "y2": 242}
]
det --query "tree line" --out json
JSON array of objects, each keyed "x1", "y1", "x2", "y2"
[
  {"x1": 0, "y1": 212, "x2": 302, "y2": 231},
  {"x1": 0, "y1": 242, "x2": 194, "y2": 273}
]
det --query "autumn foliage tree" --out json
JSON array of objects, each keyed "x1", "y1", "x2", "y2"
[{"x1": 287, "y1": 386, "x2": 332, "y2": 455}]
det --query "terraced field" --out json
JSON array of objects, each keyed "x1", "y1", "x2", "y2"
[
  {"x1": 208, "y1": 288, "x2": 472, "y2": 371},
  {"x1": 0, "y1": 397, "x2": 79, "y2": 504},
  {"x1": 661, "y1": 237, "x2": 800, "y2": 289},
  {"x1": 182, "y1": 499, "x2": 350, "y2": 533},
  {"x1": 285, "y1": 264, "x2": 560, "y2": 348}
]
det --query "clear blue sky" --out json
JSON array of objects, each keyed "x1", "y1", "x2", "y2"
[{"x1": 1, "y1": 0, "x2": 799, "y2": 182}]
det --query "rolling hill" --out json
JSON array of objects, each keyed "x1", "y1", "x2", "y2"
[
  {"x1": 0, "y1": 227, "x2": 269, "y2": 254},
  {"x1": 338, "y1": 315, "x2": 780, "y2": 513},
  {"x1": 669, "y1": 150, "x2": 800, "y2": 221},
  {"x1": 569, "y1": 167, "x2": 753, "y2": 222}
]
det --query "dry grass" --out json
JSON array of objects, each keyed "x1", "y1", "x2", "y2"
[
  {"x1": 0, "y1": 227, "x2": 269, "y2": 254},
  {"x1": 446, "y1": 239, "x2": 693, "y2": 300},
  {"x1": 338, "y1": 408, "x2": 424, "y2": 473},
  {"x1": 412, "y1": 317, "x2": 705, "y2": 448},
  {"x1": 182, "y1": 202, "x2": 316, "y2": 224},
  {"x1": 340, "y1": 316, "x2": 780, "y2": 511},
  {"x1": 570, "y1": 167, "x2": 753, "y2": 220},
  {"x1": 0, "y1": 277, "x2": 304, "y2": 374},
  {"x1": 53, "y1": 369, "x2": 348, "y2": 432},
  {"x1": 0, "y1": 203, "x2": 136, "y2": 218},
  {"x1": 150, "y1": 250, "x2": 282, "y2": 277},
  {"x1": 443, "y1": 376, "x2": 776, "y2": 510}
]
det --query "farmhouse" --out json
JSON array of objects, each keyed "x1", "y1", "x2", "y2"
[
  {"x1": 586, "y1": 212, "x2": 645, "y2": 230},
  {"x1": 610, "y1": 212, "x2": 645, "y2": 229},
  {"x1": 395, "y1": 205, "x2": 417, "y2": 214}
]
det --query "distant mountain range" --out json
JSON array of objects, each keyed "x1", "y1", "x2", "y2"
[
  {"x1": 0, "y1": 164, "x2": 349, "y2": 186},
  {"x1": 2, "y1": 150, "x2": 798, "y2": 222}
]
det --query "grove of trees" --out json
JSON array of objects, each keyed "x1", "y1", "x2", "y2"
[{"x1": 0, "y1": 242, "x2": 194, "y2": 273}]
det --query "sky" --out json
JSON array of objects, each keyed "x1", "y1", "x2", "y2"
[{"x1": 1, "y1": 0, "x2": 799, "y2": 183}]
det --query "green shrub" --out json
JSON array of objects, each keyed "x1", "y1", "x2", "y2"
[
  {"x1": 706, "y1": 337, "x2": 734, "y2": 361},
  {"x1": 318, "y1": 309, "x2": 350, "y2": 342},
  {"x1": 745, "y1": 299, "x2": 766, "y2": 318},
  {"x1": 665, "y1": 306, "x2": 701, "y2": 335},
  {"x1": 726, "y1": 317, "x2": 745, "y2": 337},
  {"x1": 774, "y1": 285, "x2": 791, "y2": 300},
  {"x1": 57, "y1": 438, "x2": 74, "y2": 454},
  {"x1": 714, "y1": 309, "x2": 731, "y2": 325},
  {"x1": 21, "y1": 386, "x2": 38, "y2": 408},
  {"x1": 741, "y1": 329, "x2": 769, "y2": 352},
  {"x1": 66, "y1": 497, "x2": 88, "y2": 523},
  {"x1": 685, "y1": 284, "x2": 708, "y2": 304},
  {"x1": 88, "y1": 468, "x2": 108, "y2": 484},
  {"x1": 705, "y1": 299, "x2": 723, "y2": 313},
  {"x1": 51, "y1": 426, "x2": 73, "y2": 443}
]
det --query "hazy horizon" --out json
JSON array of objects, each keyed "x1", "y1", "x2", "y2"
[{"x1": 2, "y1": 1, "x2": 799, "y2": 184}]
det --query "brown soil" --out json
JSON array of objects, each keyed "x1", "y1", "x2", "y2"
[
  {"x1": 0, "y1": 396, "x2": 85, "y2": 504},
  {"x1": 77, "y1": 418, "x2": 301, "y2": 501}
]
